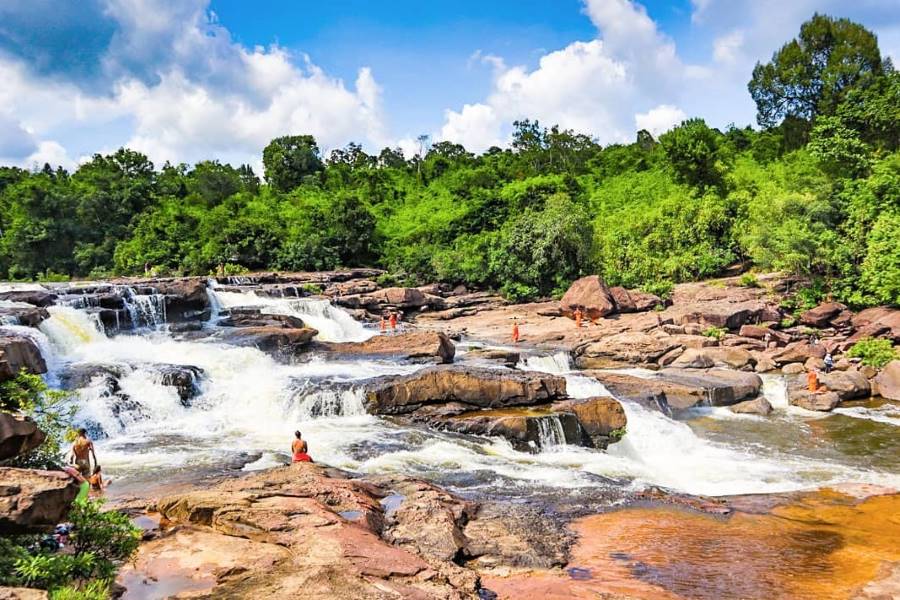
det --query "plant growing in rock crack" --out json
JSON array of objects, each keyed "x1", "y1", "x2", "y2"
[{"x1": 702, "y1": 326, "x2": 727, "y2": 340}]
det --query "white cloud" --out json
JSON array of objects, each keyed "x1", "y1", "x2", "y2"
[
  {"x1": 713, "y1": 30, "x2": 745, "y2": 64},
  {"x1": 635, "y1": 105, "x2": 687, "y2": 137}
]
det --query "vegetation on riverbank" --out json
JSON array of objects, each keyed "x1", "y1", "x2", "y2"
[{"x1": 0, "y1": 14, "x2": 896, "y2": 306}]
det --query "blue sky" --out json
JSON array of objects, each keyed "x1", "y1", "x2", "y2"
[{"x1": 0, "y1": 0, "x2": 897, "y2": 169}]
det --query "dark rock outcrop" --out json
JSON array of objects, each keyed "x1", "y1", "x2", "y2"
[
  {"x1": 221, "y1": 326, "x2": 318, "y2": 356},
  {"x1": 0, "y1": 468, "x2": 78, "y2": 534},
  {"x1": 218, "y1": 309, "x2": 306, "y2": 329},
  {"x1": 0, "y1": 306, "x2": 50, "y2": 328},
  {"x1": 0, "y1": 414, "x2": 46, "y2": 461},
  {"x1": 437, "y1": 409, "x2": 583, "y2": 452},
  {"x1": 0, "y1": 291, "x2": 57, "y2": 307},
  {"x1": 799, "y1": 302, "x2": 848, "y2": 328},
  {"x1": 551, "y1": 395, "x2": 627, "y2": 447}
]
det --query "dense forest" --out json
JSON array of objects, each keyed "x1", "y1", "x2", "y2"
[{"x1": 0, "y1": 14, "x2": 897, "y2": 307}]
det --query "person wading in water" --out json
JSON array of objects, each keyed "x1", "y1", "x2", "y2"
[
  {"x1": 291, "y1": 431, "x2": 312, "y2": 463},
  {"x1": 69, "y1": 429, "x2": 97, "y2": 477}
]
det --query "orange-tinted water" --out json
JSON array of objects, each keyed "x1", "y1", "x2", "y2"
[{"x1": 483, "y1": 490, "x2": 900, "y2": 600}]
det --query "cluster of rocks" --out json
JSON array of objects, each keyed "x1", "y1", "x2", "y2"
[
  {"x1": 120, "y1": 463, "x2": 568, "y2": 598},
  {"x1": 560, "y1": 275, "x2": 663, "y2": 319}
]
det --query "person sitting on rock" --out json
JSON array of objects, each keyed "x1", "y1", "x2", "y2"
[
  {"x1": 62, "y1": 465, "x2": 90, "y2": 503},
  {"x1": 291, "y1": 430, "x2": 313, "y2": 463},
  {"x1": 69, "y1": 428, "x2": 97, "y2": 478}
]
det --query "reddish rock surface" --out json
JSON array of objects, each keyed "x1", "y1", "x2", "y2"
[
  {"x1": 0, "y1": 468, "x2": 79, "y2": 534},
  {"x1": 0, "y1": 335, "x2": 47, "y2": 381},
  {"x1": 0, "y1": 414, "x2": 45, "y2": 462},
  {"x1": 317, "y1": 331, "x2": 455, "y2": 364},
  {"x1": 874, "y1": 360, "x2": 900, "y2": 400},
  {"x1": 799, "y1": 302, "x2": 848, "y2": 328},
  {"x1": 560, "y1": 275, "x2": 616, "y2": 319}
]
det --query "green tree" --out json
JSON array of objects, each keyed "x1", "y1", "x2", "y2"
[
  {"x1": 748, "y1": 14, "x2": 884, "y2": 127},
  {"x1": 658, "y1": 118, "x2": 724, "y2": 189},
  {"x1": 262, "y1": 135, "x2": 324, "y2": 192}
]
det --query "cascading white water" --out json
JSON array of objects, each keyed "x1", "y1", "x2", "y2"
[
  {"x1": 39, "y1": 306, "x2": 106, "y2": 353},
  {"x1": 208, "y1": 289, "x2": 373, "y2": 342},
  {"x1": 518, "y1": 351, "x2": 572, "y2": 373},
  {"x1": 122, "y1": 287, "x2": 166, "y2": 328},
  {"x1": 535, "y1": 415, "x2": 567, "y2": 448}
]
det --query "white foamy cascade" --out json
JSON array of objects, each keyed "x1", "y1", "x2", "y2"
[
  {"x1": 39, "y1": 306, "x2": 106, "y2": 354},
  {"x1": 208, "y1": 289, "x2": 373, "y2": 342},
  {"x1": 535, "y1": 415, "x2": 567, "y2": 448},
  {"x1": 122, "y1": 287, "x2": 167, "y2": 328},
  {"x1": 518, "y1": 351, "x2": 572, "y2": 373}
]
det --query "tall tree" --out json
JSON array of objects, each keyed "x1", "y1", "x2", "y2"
[
  {"x1": 262, "y1": 135, "x2": 324, "y2": 192},
  {"x1": 748, "y1": 14, "x2": 883, "y2": 127}
]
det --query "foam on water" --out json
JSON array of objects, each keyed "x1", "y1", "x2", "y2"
[{"x1": 833, "y1": 405, "x2": 900, "y2": 427}]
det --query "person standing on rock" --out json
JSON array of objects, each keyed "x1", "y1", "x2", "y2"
[
  {"x1": 574, "y1": 307, "x2": 583, "y2": 329},
  {"x1": 807, "y1": 369, "x2": 819, "y2": 393},
  {"x1": 380, "y1": 314, "x2": 388, "y2": 333},
  {"x1": 824, "y1": 352, "x2": 834, "y2": 374},
  {"x1": 69, "y1": 429, "x2": 97, "y2": 477},
  {"x1": 512, "y1": 318, "x2": 520, "y2": 344},
  {"x1": 291, "y1": 431, "x2": 312, "y2": 463},
  {"x1": 389, "y1": 312, "x2": 398, "y2": 335}
]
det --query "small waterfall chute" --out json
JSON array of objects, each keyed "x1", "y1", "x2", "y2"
[
  {"x1": 535, "y1": 415, "x2": 567, "y2": 449},
  {"x1": 38, "y1": 306, "x2": 106, "y2": 354},
  {"x1": 122, "y1": 287, "x2": 167, "y2": 328}
]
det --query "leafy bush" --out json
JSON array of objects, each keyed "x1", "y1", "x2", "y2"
[
  {"x1": 847, "y1": 338, "x2": 898, "y2": 367},
  {"x1": 641, "y1": 280, "x2": 674, "y2": 300},
  {"x1": 703, "y1": 326, "x2": 727, "y2": 340},
  {"x1": 0, "y1": 371, "x2": 73, "y2": 469},
  {"x1": 739, "y1": 273, "x2": 761, "y2": 288}
]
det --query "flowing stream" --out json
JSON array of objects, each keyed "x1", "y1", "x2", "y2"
[{"x1": 6, "y1": 286, "x2": 898, "y2": 503}]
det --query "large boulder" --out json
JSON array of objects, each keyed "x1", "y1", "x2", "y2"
[
  {"x1": 0, "y1": 468, "x2": 79, "y2": 534},
  {"x1": 218, "y1": 309, "x2": 306, "y2": 329},
  {"x1": 729, "y1": 396, "x2": 773, "y2": 416},
  {"x1": 846, "y1": 307, "x2": 900, "y2": 346},
  {"x1": 773, "y1": 341, "x2": 826, "y2": 365},
  {"x1": 790, "y1": 389, "x2": 841, "y2": 412},
  {"x1": 608, "y1": 287, "x2": 660, "y2": 313},
  {"x1": 0, "y1": 306, "x2": 50, "y2": 328},
  {"x1": 366, "y1": 287, "x2": 428, "y2": 309},
  {"x1": 575, "y1": 332, "x2": 680, "y2": 368},
  {"x1": 817, "y1": 370, "x2": 870, "y2": 401},
  {"x1": 148, "y1": 278, "x2": 209, "y2": 321},
  {"x1": 669, "y1": 300, "x2": 765, "y2": 330},
  {"x1": 152, "y1": 364, "x2": 204, "y2": 406},
  {"x1": 0, "y1": 335, "x2": 47, "y2": 381},
  {"x1": 670, "y1": 347, "x2": 754, "y2": 370},
  {"x1": 655, "y1": 368, "x2": 763, "y2": 407},
  {"x1": 551, "y1": 396, "x2": 627, "y2": 447},
  {"x1": 560, "y1": 276, "x2": 616, "y2": 320},
  {"x1": 874, "y1": 360, "x2": 900, "y2": 400},
  {"x1": 0, "y1": 414, "x2": 46, "y2": 461},
  {"x1": 799, "y1": 302, "x2": 848, "y2": 328},
  {"x1": 316, "y1": 331, "x2": 455, "y2": 364},
  {"x1": 585, "y1": 373, "x2": 671, "y2": 415},
  {"x1": 364, "y1": 366, "x2": 567, "y2": 416}
]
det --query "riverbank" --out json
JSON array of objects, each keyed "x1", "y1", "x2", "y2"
[{"x1": 2, "y1": 270, "x2": 899, "y2": 598}]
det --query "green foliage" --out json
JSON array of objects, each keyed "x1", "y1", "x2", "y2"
[
  {"x1": 748, "y1": 14, "x2": 884, "y2": 127},
  {"x1": 702, "y1": 326, "x2": 727, "y2": 340},
  {"x1": 262, "y1": 135, "x2": 324, "y2": 192},
  {"x1": 0, "y1": 371, "x2": 73, "y2": 469},
  {"x1": 641, "y1": 280, "x2": 674, "y2": 300},
  {"x1": 49, "y1": 581, "x2": 111, "y2": 600},
  {"x1": 739, "y1": 273, "x2": 761, "y2": 288},
  {"x1": 659, "y1": 118, "x2": 724, "y2": 189},
  {"x1": 608, "y1": 426, "x2": 627, "y2": 441},
  {"x1": 847, "y1": 338, "x2": 898, "y2": 367}
]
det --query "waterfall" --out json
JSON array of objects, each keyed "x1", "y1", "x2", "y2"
[
  {"x1": 39, "y1": 306, "x2": 106, "y2": 353},
  {"x1": 122, "y1": 287, "x2": 166, "y2": 328},
  {"x1": 535, "y1": 415, "x2": 567, "y2": 448},
  {"x1": 293, "y1": 387, "x2": 367, "y2": 418},
  {"x1": 207, "y1": 288, "x2": 373, "y2": 342},
  {"x1": 518, "y1": 351, "x2": 572, "y2": 373}
]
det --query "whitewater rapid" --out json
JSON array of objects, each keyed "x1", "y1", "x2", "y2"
[{"x1": 8, "y1": 286, "x2": 898, "y2": 499}]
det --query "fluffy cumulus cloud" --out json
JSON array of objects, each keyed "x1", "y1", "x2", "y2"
[
  {"x1": 0, "y1": 0, "x2": 386, "y2": 169},
  {"x1": 438, "y1": 0, "x2": 900, "y2": 151}
]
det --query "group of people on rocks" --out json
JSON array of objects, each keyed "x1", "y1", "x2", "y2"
[
  {"x1": 807, "y1": 351, "x2": 836, "y2": 393},
  {"x1": 379, "y1": 311, "x2": 403, "y2": 334},
  {"x1": 61, "y1": 428, "x2": 109, "y2": 501},
  {"x1": 510, "y1": 305, "x2": 596, "y2": 344}
]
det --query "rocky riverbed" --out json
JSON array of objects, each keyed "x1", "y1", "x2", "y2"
[{"x1": 1, "y1": 270, "x2": 899, "y2": 599}]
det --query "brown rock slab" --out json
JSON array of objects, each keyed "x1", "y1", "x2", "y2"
[
  {"x1": 364, "y1": 366, "x2": 567, "y2": 416},
  {"x1": 222, "y1": 326, "x2": 318, "y2": 356},
  {"x1": 560, "y1": 275, "x2": 615, "y2": 320},
  {"x1": 609, "y1": 287, "x2": 660, "y2": 313},
  {"x1": 730, "y1": 397, "x2": 773, "y2": 416},
  {"x1": 552, "y1": 395, "x2": 627, "y2": 446},
  {"x1": 575, "y1": 332, "x2": 679, "y2": 368},
  {"x1": 0, "y1": 335, "x2": 47, "y2": 381},
  {"x1": 874, "y1": 360, "x2": 900, "y2": 400},
  {"x1": 773, "y1": 341, "x2": 826, "y2": 364},
  {"x1": 0, "y1": 468, "x2": 78, "y2": 534},
  {"x1": 438, "y1": 408, "x2": 584, "y2": 452},
  {"x1": 790, "y1": 389, "x2": 841, "y2": 411},
  {"x1": 0, "y1": 414, "x2": 46, "y2": 461},
  {"x1": 799, "y1": 302, "x2": 848, "y2": 328},
  {"x1": 317, "y1": 331, "x2": 455, "y2": 364},
  {"x1": 817, "y1": 370, "x2": 871, "y2": 401},
  {"x1": 670, "y1": 347, "x2": 754, "y2": 370}
]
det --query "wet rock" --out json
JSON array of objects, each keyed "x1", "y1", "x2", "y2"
[
  {"x1": 789, "y1": 389, "x2": 841, "y2": 411},
  {"x1": 729, "y1": 396, "x2": 773, "y2": 416},
  {"x1": 609, "y1": 287, "x2": 661, "y2": 313},
  {"x1": 435, "y1": 409, "x2": 583, "y2": 452},
  {"x1": 317, "y1": 331, "x2": 456, "y2": 364},
  {"x1": 168, "y1": 321, "x2": 203, "y2": 333},
  {"x1": 0, "y1": 335, "x2": 47, "y2": 381},
  {"x1": 0, "y1": 291, "x2": 57, "y2": 307},
  {"x1": 464, "y1": 503, "x2": 570, "y2": 569},
  {"x1": 0, "y1": 306, "x2": 49, "y2": 328},
  {"x1": 773, "y1": 341, "x2": 826, "y2": 365},
  {"x1": 874, "y1": 360, "x2": 900, "y2": 401},
  {"x1": 153, "y1": 364, "x2": 204, "y2": 406},
  {"x1": 364, "y1": 366, "x2": 567, "y2": 416},
  {"x1": 655, "y1": 368, "x2": 763, "y2": 407},
  {"x1": 463, "y1": 348, "x2": 520, "y2": 367},
  {"x1": 58, "y1": 363, "x2": 127, "y2": 390},
  {"x1": 560, "y1": 275, "x2": 615, "y2": 320},
  {"x1": 0, "y1": 468, "x2": 79, "y2": 534},
  {"x1": 817, "y1": 370, "x2": 870, "y2": 401},
  {"x1": 139, "y1": 277, "x2": 208, "y2": 322},
  {"x1": 551, "y1": 396, "x2": 627, "y2": 447},
  {"x1": 575, "y1": 332, "x2": 680, "y2": 368},
  {"x1": 586, "y1": 373, "x2": 671, "y2": 415},
  {"x1": 222, "y1": 326, "x2": 318, "y2": 357},
  {"x1": 0, "y1": 414, "x2": 46, "y2": 461},
  {"x1": 218, "y1": 309, "x2": 306, "y2": 329}
]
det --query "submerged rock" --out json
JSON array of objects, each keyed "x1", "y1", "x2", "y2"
[
  {"x1": 0, "y1": 468, "x2": 78, "y2": 534},
  {"x1": 729, "y1": 396, "x2": 773, "y2": 416}
]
